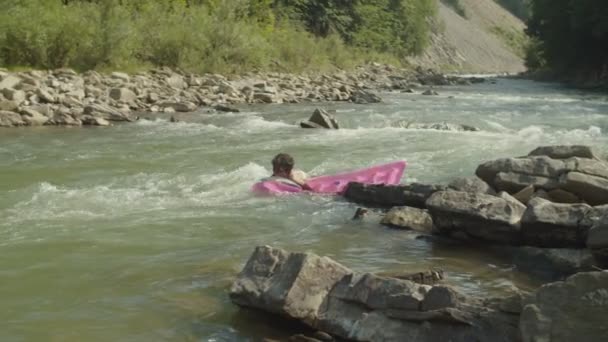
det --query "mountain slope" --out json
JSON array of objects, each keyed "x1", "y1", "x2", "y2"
[{"x1": 410, "y1": 0, "x2": 527, "y2": 74}]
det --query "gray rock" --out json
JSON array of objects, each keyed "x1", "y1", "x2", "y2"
[
  {"x1": 566, "y1": 157, "x2": 608, "y2": 179},
  {"x1": 0, "y1": 110, "x2": 24, "y2": 127},
  {"x1": 427, "y1": 190, "x2": 526, "y2": 244},
  {"x1": 521, "y1": 198, "x2": 592, "y2": 248},
  {"x1": 547, "y1": 189, "x2": 581, "y2": 204},
  {"x1": 587, "y1": 214, "x2": 608, "y2": 266},
  {"x1": 476, "y1": 157, "x2": 566, "y2": 188},
  {"x1": 166, "y1": 74, "x2": 187, "y2": 89},
  {"x1": 50, "y1": 113, "x2": 81, "y2": 126},
  {"x1": 0, "y1": 75, "x2": 21, "y2": 90},
  {"x1": 1, "y1": 89, "x2": 26, "y2": 103},
  {"x1": 109, "y1": 88, "x2": 137, "y2": 103},
  {"x1": 520, "y1": 272, "x2": 608, "y2": 342},
  {"x1": 36, "y1": 88, "x2": 56, "y2": 103},
  {"x1": 381, "y1": 207, "x2": 434, "y2": 233},
  {"x1": 231, "y1": 246, "x2": 518, "y2": 342},
  {"x1": 158, "y1": 101, "x2": 197, "y2": 112},
  {"x1": 422, "y1": 89, "x2": 439, "y2": 96},
  {"x1": 301, "y1": 108, "x2": 339, "y2": 129},
  {"x1": 512, "y1": 185, "x2": 535, "y2": 204},
  {"x1": 0, "y1": 100, "x2": 19, "y2": 111},
  {"x1": 350, "y1": 89, "x2": 381, "y2": 104},
  {"x1": 81, "y1": 115, "x2": 110, "y2": 126},
  {"x1": 528, "y1": 145, "x2": 600, "y2": 160},
  {"x1": 229, "y1": 246, "x2": 351, "y2": 325},
  {"x1": 512, "y1": 246, "x2": 597, "y2": 277},
  {"x1": 494, "y1": 172, "x2": 560, "y2": 193},
  {"x1": 83, "y1": 104, "x2": 135, "y2": 122},
  {"x1": 448, "y1": 177, "x2": 495, "y2": 194},
  {"x1": 253, "y1": 92, "x2": 276, "y2": 103},
  {"x1": 214, "y1": 104, "x2": 240, "y2": 113},
  {"x1": 344, "y1": 183, "x2": 447, "y2": 209},
  {"x1": 20, "y1": 108, "x2": 49, "y2": 126},
  {"x1": 560, "y1": 172, "x2": 608, "y2": 205},
  {"x1": 110, "y1": 72, "x2": 130, "y2": 82}
]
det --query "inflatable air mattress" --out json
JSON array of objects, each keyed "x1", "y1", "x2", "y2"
[{"x1": 252, "y1": 161, "x2": 406, "y2": 195}]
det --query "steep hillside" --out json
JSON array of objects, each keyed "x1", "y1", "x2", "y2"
[{"x1": 410, "y1": 0, "x2": 527, "y2": 74}]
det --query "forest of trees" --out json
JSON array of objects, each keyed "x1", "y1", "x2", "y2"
[
  {"x1": 525, "y1": 0, "x2": 608, "y2": 80},
  {"x1": 0, "y1": 0, "x2": 436, "y2": 73}
]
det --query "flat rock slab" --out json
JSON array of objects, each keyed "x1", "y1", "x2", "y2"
[{"x1": 426, "y1": 190, "x2": 525, "y2": 244}]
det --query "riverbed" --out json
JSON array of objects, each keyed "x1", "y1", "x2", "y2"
[{"x1": 1, "y1": 78, "x2": 607, "y2": 341}]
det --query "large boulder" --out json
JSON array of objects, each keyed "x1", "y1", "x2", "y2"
[
  {"x1": 230, "y1": 246, "x2": 351, "y2": 325},
  {"x1": 560, "y1": 172, "x2": 608, "y2": 206},
  {"x1": 476, "y1": 156, "x2": 567, "y2": 190},
  {"x1": 300, "y1": 108, "x2": 339, "y2": 129},
  {"x1": 381, "y1": 207, "x2": 434, "y2": 233},
  {"x1": 426, "y1": 190, "x2": 526, "y2": 244},
  {"x1": 344, "y1": 183, "x2": 446, "y2": 209},
  {"x1": 520, "y1": 272, "x2": 608, "y2": 342},
  {"x1": 521, "y1": 198, "x2": 592, "y2": 248},
  {"x1": 231, "y1": 246, "x2": 520, "y2": 342},
  {"x1": 528, "y1": 145, "x2": 601, "y2": 160}
]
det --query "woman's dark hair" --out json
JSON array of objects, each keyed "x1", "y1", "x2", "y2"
[{"x1": 272, "y1": 153, "x2": 294, "y2": 173}]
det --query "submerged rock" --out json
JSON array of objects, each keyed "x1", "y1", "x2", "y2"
[
  {"x1": 393, "y1": 121, "x2": 479, "y2": 132},
  {"x1": 349, "y1": 89, "x2": 382, "y2": 104},
  {"x1": 230, "y1": 246, "x2": 520, "y2": 342},
  {"x1": 381, "y1": 206, "x2": 434, "y2": 233},
  {"x1": 511, "y1": 246, "x2": 597, "y2": 278}
]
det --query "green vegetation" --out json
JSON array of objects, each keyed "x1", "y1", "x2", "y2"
[
  {"x1": 441, "y1": 0, "x2": 467, "y2": 18},
  {"x1": 525, "y1": 0, "x2": 608, "y2": 78},
  {"x1": 0, "y1": 0, "x2": 437, "y2": 73},
  {"x1": 490, "y1": 25, "x2": 529, "y2": 58}
]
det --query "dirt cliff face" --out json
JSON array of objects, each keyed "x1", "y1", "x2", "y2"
[{"x1": 410, "y1": 0, "x2": 527, "y2": 74}]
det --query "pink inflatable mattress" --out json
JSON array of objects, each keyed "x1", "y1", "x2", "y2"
[{"x1": 251, "y1": 161, "x2": 406, "y2": 195}]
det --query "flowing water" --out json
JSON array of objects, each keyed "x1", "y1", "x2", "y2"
[{"x1": 1, "y1": 79, "x2": 608, "y2": 341}]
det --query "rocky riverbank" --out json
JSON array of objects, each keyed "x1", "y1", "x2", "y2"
[
  {"x1": 0, "y1": 65, "x2": 481, "y2": 128},
  {"x1": 229, "y1": 145, "x2": 608, "y2": 341}
]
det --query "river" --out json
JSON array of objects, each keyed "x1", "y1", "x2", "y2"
[{"x1": 1, "y1": 78, "x2": 607, "y2": 341}]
